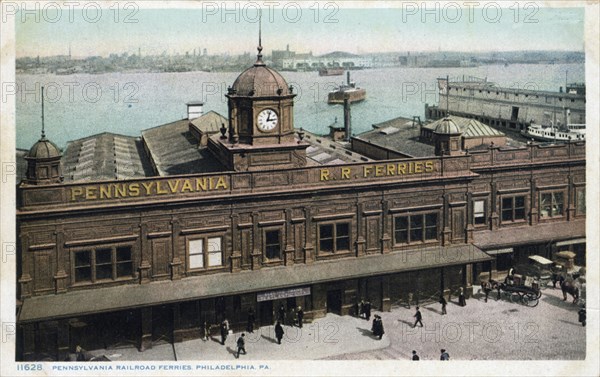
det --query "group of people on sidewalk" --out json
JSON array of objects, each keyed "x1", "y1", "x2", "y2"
[{"x1": 411, "y1": 349, "x2": 450, "y2": 360}]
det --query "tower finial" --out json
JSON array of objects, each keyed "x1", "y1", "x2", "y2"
[
  {"x1": 41, "y1": 86, "x2": 46, "y2": 139},
  {"x1": 255, "y1": 9, "x2": 264, "y2": 65}
]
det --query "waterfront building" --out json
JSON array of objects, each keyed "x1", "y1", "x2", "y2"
[
  {"x1": 16, "y1": 43, "x2": 585, "y2": 361},
  {"x1": 425, "y1": 77, "x2": 586, "y2": 133}
]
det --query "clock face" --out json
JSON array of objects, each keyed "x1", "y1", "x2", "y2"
[{"x1": 257, "y1": 109, "x2": 278, "y2": 132}]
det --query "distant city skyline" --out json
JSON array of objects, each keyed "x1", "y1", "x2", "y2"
[{"x1": 15, "y1": 4, "x2": 585, "y2": 58}]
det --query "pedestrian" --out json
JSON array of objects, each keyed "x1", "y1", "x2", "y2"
[
  {"x1": 203, "y1": 320, "x2": 210, "y2": 341},
  {"x1": 275, "y1": 321, "x2": 285, "y2": 344},
  {"x1": 439, "y1": 295, "x2": 447, "y2": 315},
  {"x1": 458, "y1": 287, "x2": 466, "y2": 307},
  {"x1": 376, "y1": 316, "x2": 385, "y2": 340},
  {"x1": 359, "y1": 300, "x2": 365, "y2": 318},
  {"x1": 412, "y1": 350, "x2": 420, "y2": 360},
  {"x1": 364, "y1": 301, "x2": 372, "y2": 321},
  {"x1": 288, "y1": 306, "x2": 296, "y2": 326},
  {"x1": 413, "y1": 306, "x2": 423, "y2": 328},
  {"x1": 482, "y1": 282, "x2": 491, "y2": 303},
  {"x1": 578, "y1": 306, "x2": 586, "y2": 327},
  {"x1": 296, "y1": 306, "x2": 304, "y2": 328},
  {"x1": 247, "y1": 308, "x2": 255, "y2": 333},
  {"x1": 440, "y1": 349, "x2": 450, "y2": 360},
  {"x1": 220, "y1": 320, "x2": 228, "y2": 345},
  {"x1": 278, "y1": 304, "x2": 286, "y2": 324},
  {"x1": 236, "y1": 333, "x2": 246, "y2": 358},
  {"x1": 407, "y1": 293, "x2": 413, "y2": 309}
]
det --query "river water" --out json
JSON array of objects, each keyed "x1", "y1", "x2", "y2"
[{"x1": 15, "y1": 63, "x2": 584, "y2": 149}]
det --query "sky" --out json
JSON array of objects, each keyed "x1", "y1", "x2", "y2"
[{"x1": 13, "y1": 2, "x2": 585, "y2": 57}]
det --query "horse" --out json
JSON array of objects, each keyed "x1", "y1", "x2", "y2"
[
  {"x1": 560, "y1": 279, "x2": 579, "y2": 303},
  {"x1": 480, "y1": 280, "x2": 501, "y2": 301}
]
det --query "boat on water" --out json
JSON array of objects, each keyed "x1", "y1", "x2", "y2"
[
  {"x1": 521, "y1": 123, "x2": 585, "y2": 142},
  {"x1": 319, "y1": 67, "x2": 344, "y2": 76},
  {"x1": 327, "y1": 71, "x2": 366, "y2": 104}
]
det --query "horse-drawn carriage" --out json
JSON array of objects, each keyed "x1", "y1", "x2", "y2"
[
  {"x1": 497, "y1": 276, "x2": 542, "y2": 307},
  {"x1": 482, "y1": 270, "x2": 541, "y2": 307}
]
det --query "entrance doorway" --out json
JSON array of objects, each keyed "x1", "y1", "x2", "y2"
[
  {"x1": 326, "y1": 290, "x2": 342, "y2": 314},
  {"x1": 258, "y1": 301, "x2": 273, "y2": 326},
  {"x1": 152, "y1": 305, "x2": 173, "y2": 343}
]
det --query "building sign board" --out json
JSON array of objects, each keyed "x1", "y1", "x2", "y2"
[{"x1": 256, "y1": 287, "x2": 311, "y2": 302}]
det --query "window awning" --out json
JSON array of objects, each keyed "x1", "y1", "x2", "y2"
[
  {"x1": 19, "y1": 244, "x2": 491, "y2": 323},
  {"x1": 485, "y1": 248, "x2": 513, "y2": 255},
  {"x1": 556, "y1": 238, "x2": 586, "y2": 247}
]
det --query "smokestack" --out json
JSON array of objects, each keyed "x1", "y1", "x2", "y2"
[
  {"x1": 187, "y1": 101, "x2": 204, "y2": 120},
  {"x1": 343, "y1": 96, "x2": 351, "y2": 141}
]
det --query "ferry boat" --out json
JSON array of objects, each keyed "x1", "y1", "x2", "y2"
[
  {"x1": 521, "y1": 123, "x2": 585, "y2": 142},
  {"x1": 319, "y1": 67, "x2": 344, "y2": 76},
  {"x1": 327, "y1": 72, "x2": 366, "y2": 104}
]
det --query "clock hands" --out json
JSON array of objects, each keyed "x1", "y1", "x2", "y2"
[{"x1": 266, "y1": 111, "x2": 274, "y2": 123}]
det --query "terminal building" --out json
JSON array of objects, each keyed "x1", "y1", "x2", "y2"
[
  {"x1": 15, "y1": 43, "x2": 586, "y2": 360},
  {"x1": 425, "y1": 77, "x2": 586, "y2": 132}
]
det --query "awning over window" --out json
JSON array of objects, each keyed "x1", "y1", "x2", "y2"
[
  {"x1": 485, "y1": 248, "x2": 513, "y2": 255},
  {"x1": 556, "y1": 238, "x2": 586, "y2": 247},
  {"x1": 19, "y1": 244, "x2": 491, "y2": 323}
]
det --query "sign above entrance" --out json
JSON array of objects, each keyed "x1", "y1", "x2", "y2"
[{"x1": 257, "y1": 287, "x2": 311, "y2": 302}]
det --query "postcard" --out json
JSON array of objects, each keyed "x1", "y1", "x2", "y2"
[{"x1": 1, "y1": 1, "x2": 598, "y2": 376}]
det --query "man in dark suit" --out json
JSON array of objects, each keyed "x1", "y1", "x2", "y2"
[
  {"x1": 296, "y1": 306, "x2": 304, "y2": 328},
  {"x1": 412, "y1": 350, "x2": 420, "y2": 360},
  {"x1": 278, "y1": 304, "x2": 286, "y2": 324},
  {"x1": 247, "y1": 308, "x2": 255, "y2": 333},
  {"x1": 413, "y1": 307, "x2": 423, "y2": 328},
  {"x1": 364, "y1": 301, "x2": 372, "y2": 321},
  {"x1": 236, "y1": 333, "x2": 246, "y2": 358},
  {"x1": 275, "y1": 321, "x2": 285, "y2": 344}
]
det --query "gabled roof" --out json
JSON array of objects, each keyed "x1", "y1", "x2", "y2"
[
  {"x1": 62, "y1": 132, "x2": 153, "y2": 182},
  {"x1": 142, "y1": 119, "x2": 225, "y2": 176},
  {"x1": 189, "y1": 111, "x2": 228, "y2": 134}
]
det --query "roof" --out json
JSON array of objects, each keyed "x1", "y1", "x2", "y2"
[
  {"x1": 18, "y1": 244, "x2": 490, "y2": 323},
  {"x1": 62, "y1": 133, "x2": 153, "y2": 182},
  {"x1": 231, "y1": 63, "x2": 290, "y2": 97},
  {"x1": 353, "y1": 116, "x2": 435, "y2": 158},
  {"x1": 302, "y1": 131, "x2": 370, "y2": 165},
  {"x1": 434, "y1": 118, "x2": 461, "y2": 134},
  {"x1": 425, "y1": 116, "x2": 504, "y2": 138},
  {"x1": 189, "y1": 110, "x2": 228, "y2": 134},
  {"x1": 27, "y1": 136, "x2": 61, "y2": 159},
  {"x1": 142, "y1": 119, "x2": 226, "y2": 176}
]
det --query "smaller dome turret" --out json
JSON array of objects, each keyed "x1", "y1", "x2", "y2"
[
  {"x1": 434, "y1": 118, "x2": 462, "y2": 135},
  {"x1": 27, "y1": 135, "x2": 61, "y2": 159}
]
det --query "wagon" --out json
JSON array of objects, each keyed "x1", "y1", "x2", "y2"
[{"x1": 499, "y1": 273, "x2": 541, "y2": 307}]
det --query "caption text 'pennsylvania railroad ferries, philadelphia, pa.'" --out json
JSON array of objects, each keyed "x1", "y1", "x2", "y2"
[{"x1": 15, "y1": 37, "x2": 585, "y2": 360}]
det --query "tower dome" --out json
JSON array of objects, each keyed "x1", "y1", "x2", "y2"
[
  {"x1": 434, "y1": 117, "x2": 462, "y2": 135},
  {"x1": 231, "y1": 64, "x2": 290, "y2": 97}
]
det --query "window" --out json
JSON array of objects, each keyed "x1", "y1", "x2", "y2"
[
  {"x1": 576, "y1": 188, "x2": 586, "y2": 215},
  {"x1": 188, "y1": 237, "x2": 223, "y2": 270},
  {"x1": 73, "y1": 245, "x2": 133, "y2": 283},
  {"x1": 265, "y1": 230, "x2": 281, "y2": 260},
  {"x1": 501, "y1": 196, "x2": 526, "y2": 222},
  {"x1": 319, "y1": 223, "x2": 351, "y2": 253},
  {"x1": 540, "y1": 192, "x2": 564, "y2": 218},
  {"x1": 394, "y1": 213, "x2": 438, "y2": 245},
  {"x1": 474, "y1": 200, "x2": 486, "y2": 225}
]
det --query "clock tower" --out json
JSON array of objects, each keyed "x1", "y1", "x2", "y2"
[{"x1": 208, "y1": 34, "x2": 308, "y2": 172}]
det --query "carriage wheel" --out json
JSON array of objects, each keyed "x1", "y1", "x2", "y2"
[
  {"x1": 510, "y1": 292, "x2": 521, "y2": 303},
  {"x1": 524, "y1": 292, "x2": 539, "y2": 307}
]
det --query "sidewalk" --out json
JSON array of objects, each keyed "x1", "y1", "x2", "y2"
[{"x1": 89, "y1": 285, "x2": 585, "y2": 361}]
